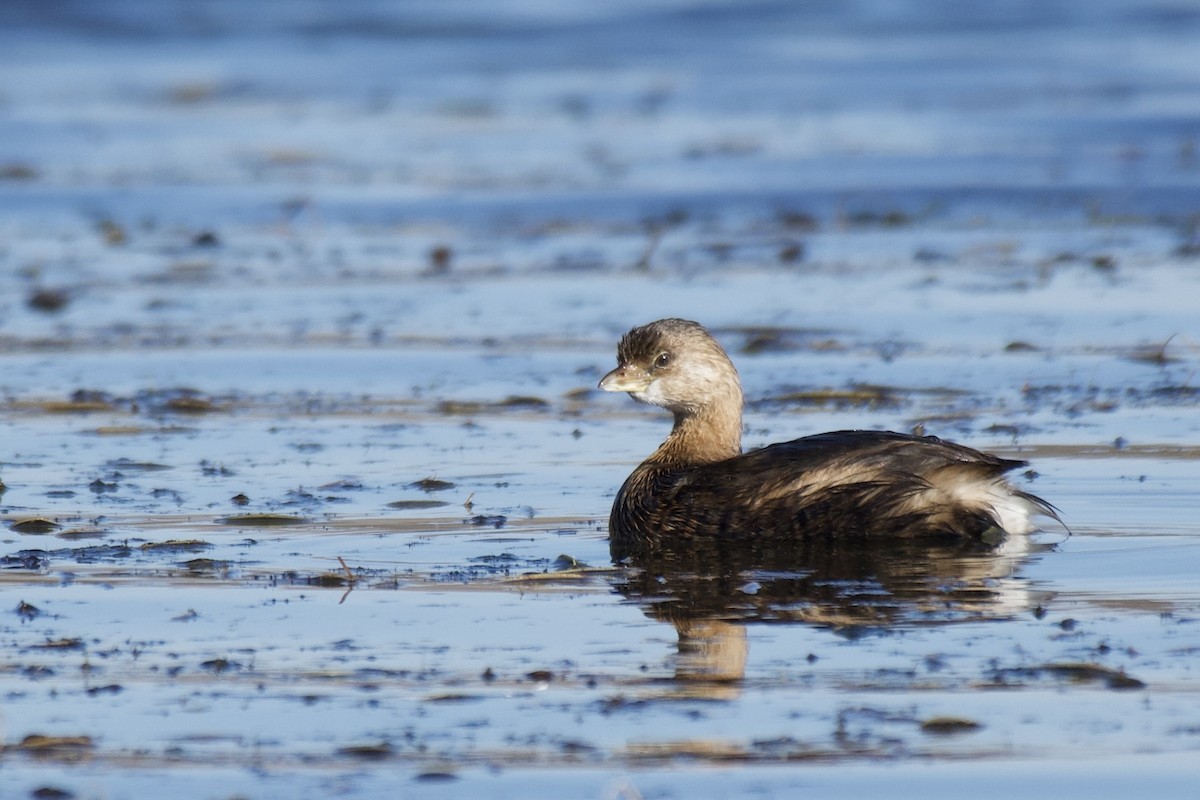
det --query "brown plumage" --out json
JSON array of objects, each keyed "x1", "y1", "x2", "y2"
[{"x1": 599, "y1": 318, "x2": 1058, "y2": 561}]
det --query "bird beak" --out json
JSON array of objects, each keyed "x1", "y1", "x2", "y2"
[{"x1": 599, "y1": 364, "x2": 652, "y2": 393}]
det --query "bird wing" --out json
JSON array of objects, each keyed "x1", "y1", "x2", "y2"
[{"x1": 653, "y1": 430, "x2": 1035, "y2": 540}]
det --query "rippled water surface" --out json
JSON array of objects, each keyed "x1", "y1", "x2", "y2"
[{"x1": 2, "y1": 1, "x2": 1200, "y2": 798}]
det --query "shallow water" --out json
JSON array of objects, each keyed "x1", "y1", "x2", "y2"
[{"x1": 3, "y1": 2, "x2": 1200, "y2": 798}]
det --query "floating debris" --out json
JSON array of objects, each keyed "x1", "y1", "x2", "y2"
[
  {"x1": 218, "y1": 514, "x2": 308, "y2": 526},
  {"x1": 39, "y1": 391, "x2": 117, "y2": 413},
  {"x1": 62, "y1": 544, "x2": 134, "y2": 563},
  {"x1": 427, "y1": 244, "x2": 453, "y2": 275},
  {"x1": 778, "y1": 241, "x2": 805, "y2": 264},
  {"x1": 107, "y1": 457, "x2": 173, "y2": 472},
  {"x1": 435, "y1": 395, "x2": 549, "y2": 414},
  {"x1": 920, "y1": 717, "x2": 983, "y2": 735},
  {"x1": 97, "y1": 219, "x2": 126, "y2": 245},
  {"x1": 336, "y1": 742, "x2": 394, "y2": 760},
  {"x1": 30, "y1": 638, "x2": 85, "y2": 651},
  {"x1": 410, "y1": 477, "x2": 456, "y2": 492},
  {"x1": 9, "y1": 518, "x2": 60, "y2": 534},
  {"x1": 759, "y1": 384, "x2": 902, "y2": 410},
  {"x1": 139, "y1": 540, "x2": 213, "y2": 554},
  {"x1": 1126, "y1": 336, "x2": 1180, "y2": 365},
  {"x1": 181, "y1": 558, "x2": 231, "y2": 573},
  {"x1": 990, "y1": 662, "x2": 1146, "y2": 691},
  {"x1": 0, "y1": 162, "x2": 39, "y2": 181},
  {"x1": 309, "y1": 572, "x2": 351, "y2": 587},
  {"x1": 496, "y1": 395, "x2": 550, "y2": 409},
  {"x1": 56, "y1": 527, "x2": 107, "y2": 540},
  {"x1": 15, "y1": 601, "x2": 41, "y2": 619},
  {"x1": 14, "y1": 734, "x2": 95, "y2": 760},
  {"x1": 777, "y1": 209, "x2": 819, "y2": 230},
  {"x1": 192, "y1": 230, "x2": 220, "y2": 247},
  {"x1": 843, "y1": 208, "x2": 913, "y2": 227},
  {"x1": 387, "y1": 499, "x2": 450, "y2": 510},
  {"x1": 1040, "y1": 663, "x2": 1146, "y2": 690},
  {"x1": 435, "y1": 400, "x2": 484, "y2": 415},
  {"x1": 164, "y1": 394, "x2": 221, "y2": 414},
  {"x1": 27, "y1": 288, "x2": 71, "y2": 313},
  {"x1": 30, "y1": 786, "x2": 75, "y2": 800},
  {"x1": 414, "y1": 770, "x2": 458, "y2": 783},
  {"x1": 319, "y1": 479, "x2": 366, "y2": 491},
  {"x1": 470, "y1": 552, "x2": 520, "y2": 565},
  {"x1": 732, "y1": 326, "x2": 842, "y2": 355}
]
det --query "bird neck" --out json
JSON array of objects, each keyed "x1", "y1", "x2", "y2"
[{"x1": 651, "y1": 396, "x2": 743, "y2": 467}]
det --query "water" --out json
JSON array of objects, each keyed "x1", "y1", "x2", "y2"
[{"x1": 2, "y1": 1, "x2": 1200, "y2": 798}]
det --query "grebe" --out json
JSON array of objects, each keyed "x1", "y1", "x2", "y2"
[{"x1": 599, "y1": 318, "x2": 1057, "y2": 560}]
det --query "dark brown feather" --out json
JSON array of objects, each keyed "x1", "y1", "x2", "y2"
[{"x1": 601, "y1": 320, "x2": 1059, "y2": 561}]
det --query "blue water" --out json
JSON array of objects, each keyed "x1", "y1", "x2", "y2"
[{"x1": 2, "y1": 2, "x2": 1200, "y2": 798}]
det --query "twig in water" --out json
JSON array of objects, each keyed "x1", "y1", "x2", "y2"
[{"x1": 337, "y1": 556, "x2": 357, "y2": 605}]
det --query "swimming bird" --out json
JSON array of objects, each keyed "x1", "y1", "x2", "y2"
[{"x1": 599, "y1": 318, "x2": 1057, "y2": 560}]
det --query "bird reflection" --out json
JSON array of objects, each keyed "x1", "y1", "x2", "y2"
[{"x1": 612, "y1": 535, "x2": 1051, "y2": 692}]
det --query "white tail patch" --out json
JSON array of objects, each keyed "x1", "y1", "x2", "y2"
[{"x1": 950, "y1": 476, "x2": 1043, "y2": 535}]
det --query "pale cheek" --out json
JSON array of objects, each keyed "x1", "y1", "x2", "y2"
[{"x1": 635, "y1": 381, "x2": 669, "y2": 407}]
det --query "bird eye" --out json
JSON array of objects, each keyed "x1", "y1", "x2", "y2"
[{"x1": 654, "y1": 352, "x2": 672, "y2": 369}]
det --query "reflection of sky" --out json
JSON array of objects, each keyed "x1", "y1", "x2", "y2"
[
  {"x1": 1, "y1": 1, "x2": 1199, "y2": 194},
  {"x1": 1, "y1": 4, "x2": 1200, "y2": 796}
]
